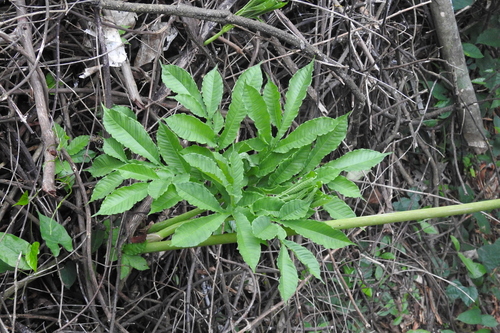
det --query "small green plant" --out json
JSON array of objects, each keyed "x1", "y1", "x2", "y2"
[
  {"x1": 88, "y1": 61, "x2": 388, "y2": 300},
  {"x1": 462, "y1": 12, "x2": 500, "y2": 156},
  {"x1": 53, "y1": 123, "x2": 96, "y2": 190},
  {"x1": 442, "y1": 235, "x2": 500, "y2": 332},
  {"x1": 0, "y1": 212, "x2": 73, "y2": 273},
  {"x1": 204, "y1": 0, "x2": 287, "y2": 45}
]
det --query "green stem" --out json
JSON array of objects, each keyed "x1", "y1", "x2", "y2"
[
  {"x1": 140, "y1": 199, "x2": 500, "y2": 254},
  {"x1": 143, "y1": 233, "x2": 237, "y2": 253},
  {"x1": 147, "y1": 222, "x2": 184, "y2": 241},
  {"x1": 204, "y1": 24, "x2": 235, "y2": 45},
  {"x1": 327, "y1": 199, "x2": 500, "y2": 229},
  {"x1": 147, "y1": 208, "x2": 205, "y2": 233}
]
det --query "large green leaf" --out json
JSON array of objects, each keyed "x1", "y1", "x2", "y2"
[
  {"x1": 301, "y1": 114, "x2": 348, "y2": 174},
  {"x1": 269, "y1": 146, "x2": 309, "y2": 185},
  {"x1": 121, "y1": 253, "x2": 149, "y2": 279},
  {"x1": 87, "y1": 154, "x2": 125, "y2": 177},
  {"x1": 243, "y1": 84, "x2": 272, "y2": 143},
  {"x1": 457, "y1": 253, "x2": 487, "y2": 279},
  {"x1": 235, "y1": 137, "x2": 268, "y2": 153},
  {"x1": 0, "y1": 232, "x2": 31, "y2": 270},
  {"x1": 175, "y1": 182, "x2": 223, "y2": 212},
  {"x1": 218, "y1": 94, "x2": 246, "y2": 149},
  {"x1": 279, "y1": 219, "x2": 353, "y2": 249},
  {"x1": 171, "y1": 213, "x2": 230, "y2": 247},
  {"x1": 117, "y1": 162, "x2": 160, "y2": 181},
  {"x1": 239, "y1": 190, "x2": 265, "y2": 206},
  {"x1": 253, "y1": 196, "x2": 284, "y2": 217},
  {"x1": 462, "y1": 43, "x2": 484, "y2": 59},
  {"x1": 183, "y1": 153, "x2": 228, "y2": 186},
  {"x1": 109, "y1": 105, "x2": 137, "y2": 119},
  {"x1": 277, "y1": 246, "x2": 298, "y2": 301},
  {"x1": 328, "y1": 175, "x2": 362, "y2": 198},
  {"x1": 103, "y1": 137, "x2": 127, "y2": 162},
  {"x1": 148, "y1": 179, "x2": 172, "y2": 199},
  {"x1": 254, "y1": 151, "x2": 291, "y2": 178},
  {"x1": 218, "y1": 65, "x2": 263, "y2": 149},
  {"x1": 263, "y1": 79, "x2": 282, "y2": 127},
  {"x1": 274, "y1": 117, "x2": 336, "y2": 153},
  {"x1": 316, "y1": 166, "x2": 341, "y2": 184},
  {"x1": 227, "y1": 149, "x2": 245, "y2": 203},
  {"x1": 238, "y1": 64, "x2": 264, "y2": 92},
  {"x1": 212, "y1": 151, "x2": 232, "y2": 181},
  {"x1": 282, "y1": 239, "x2": 322, "y2": 280},
  {"x1": 90, "y1": 171, "x2": 124, "y2": 202},
  {"x1": 67, "y1": 135, "x2": 90, "y2": 156},
  {"x1": 157, "y1": 123, "x2": 190, "y2": 173},
  {"x1": 477, "y1": 28, "x2": 500, "y2": 47},
  {"x1": 456, "y1": 308, "x2": 498, "y2": 327},
  {"x1": 103, "y1": 107, "x2": 161, "y2": 165},
  {"x1": 279, "y1": 199, "x2": 310, "y2": 220},
  {"x1": 252, "y1": 215, "x2": 286, "y2": 240},
  {"x1": 161, "y1": 64, "x2": 206, "y2": 117},
  {"x1": 173, "y1": 95, "x2": 206, "y2": 118},
  {"x1": 445, "y1": 280, "x2": 478, "y2": 306},
  {"x1": 323, "y1": 196, "x2": 356, "y2": 219},
  {"x1": 70, "y1": 148, "x2": 96, "y2": 164},
  {"x1": 14, "y1": 191, "x2": 29, "y2": 206},
  {"x1": 166, "y1": 114, "x2": 216, "y2": 147},
  {"x1": 53, "y1": 122, "x2": 69, "y2": 149},
  {"x1": 95, "y1": 182, "x2": 149, "y2": 215},
  {"x1": 324, "y1": 149, "x2": 390, "y2": 171},
  {"x1": 276, "y1": 61, "x2": 313, "y2": 140},
  {"x1": 212, "y1": 110, "x2": 225, "y2": 134},
  {"x1": 39, "y1": 213, "x2": 74, "y2": 257},
  {"x1": 26, "y1": 242, "x2": 39, "y2": 272},
  {"x1": 477, "y1": 239, "x2": 500, "y2": 272},
  {"x1": 234, "y1": 210, "x2": 262, "y2": 271},
  {"x1": 150, "y1": 185, "x2": 181, "y2": 214},
  {"x1": 279, "y1": 175, "x2": 318, "y2": 199},
  {"x1": 202, "y1": 66, "x2": 223, "y2": 118},
  {"x1": 181, "y1": 144, "x2": 213, "y2": 158}
]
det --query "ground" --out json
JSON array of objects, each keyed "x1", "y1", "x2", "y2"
[{"x1": 0, "y1": 0, "x2": 499, "y2": 332}]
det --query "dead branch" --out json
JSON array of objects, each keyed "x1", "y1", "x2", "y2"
[{"x1": 13, "y1": 0, "x2": 57, "y2": 195}]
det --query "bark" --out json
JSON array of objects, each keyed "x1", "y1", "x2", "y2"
[
  {"x1": 14, "y1": 0, "x2": 57, "y2": 195},
  {"x1": 430, "y1": 0, "x2": 488, "y2": 153}
]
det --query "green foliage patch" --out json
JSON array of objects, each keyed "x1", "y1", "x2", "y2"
[{"x1": 88, "y1": 61, "x2": 388, "y2": 300}]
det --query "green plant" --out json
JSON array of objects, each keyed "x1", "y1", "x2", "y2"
[
  {"x1": 442, "y1": 234, "x2": 500, "y2": 332},
  {"x1": 53, "y1": 123, "x2": 96, "y2": 190},
  {"x1": 204, "y1": 0, "x2": 287, "y2": 45},
  {"x1": 0, "y1": 212, "x2": 73, "y2": 273},
  {"x1": 88, "y1": 61, "x2": 388, "y2": 300},
  {"x1": 462, "y1": 12, "x2": 500, "y2": 155},
  {"x1": 457, "y1": 307, "x2": 498, "y2": 329},
  {"x1": 86, "y1": 60, "x2": 500, "y2": 301}
]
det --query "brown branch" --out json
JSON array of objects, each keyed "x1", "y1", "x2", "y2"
[
  {"x1": 430, "y1": 0, "x2": 488, "y2": 153},
  {"x1": 98, "y1": 0, "x2": 333, "y2": 64},
  {"x1": 13, "y1": 0, "x2": 57, "y2": 195}
]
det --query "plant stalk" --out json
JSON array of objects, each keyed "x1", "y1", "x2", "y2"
[
  {"x1": 140, "y1": 199, "x2": 500, "y2": 253},
  {"x1": 147, "y1": 207, "x2": 205, "y2": 233}
]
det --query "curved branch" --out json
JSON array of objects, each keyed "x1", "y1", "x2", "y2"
[{"x1": 98, "y1": 0, "x2": 342, "y2": 67}]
